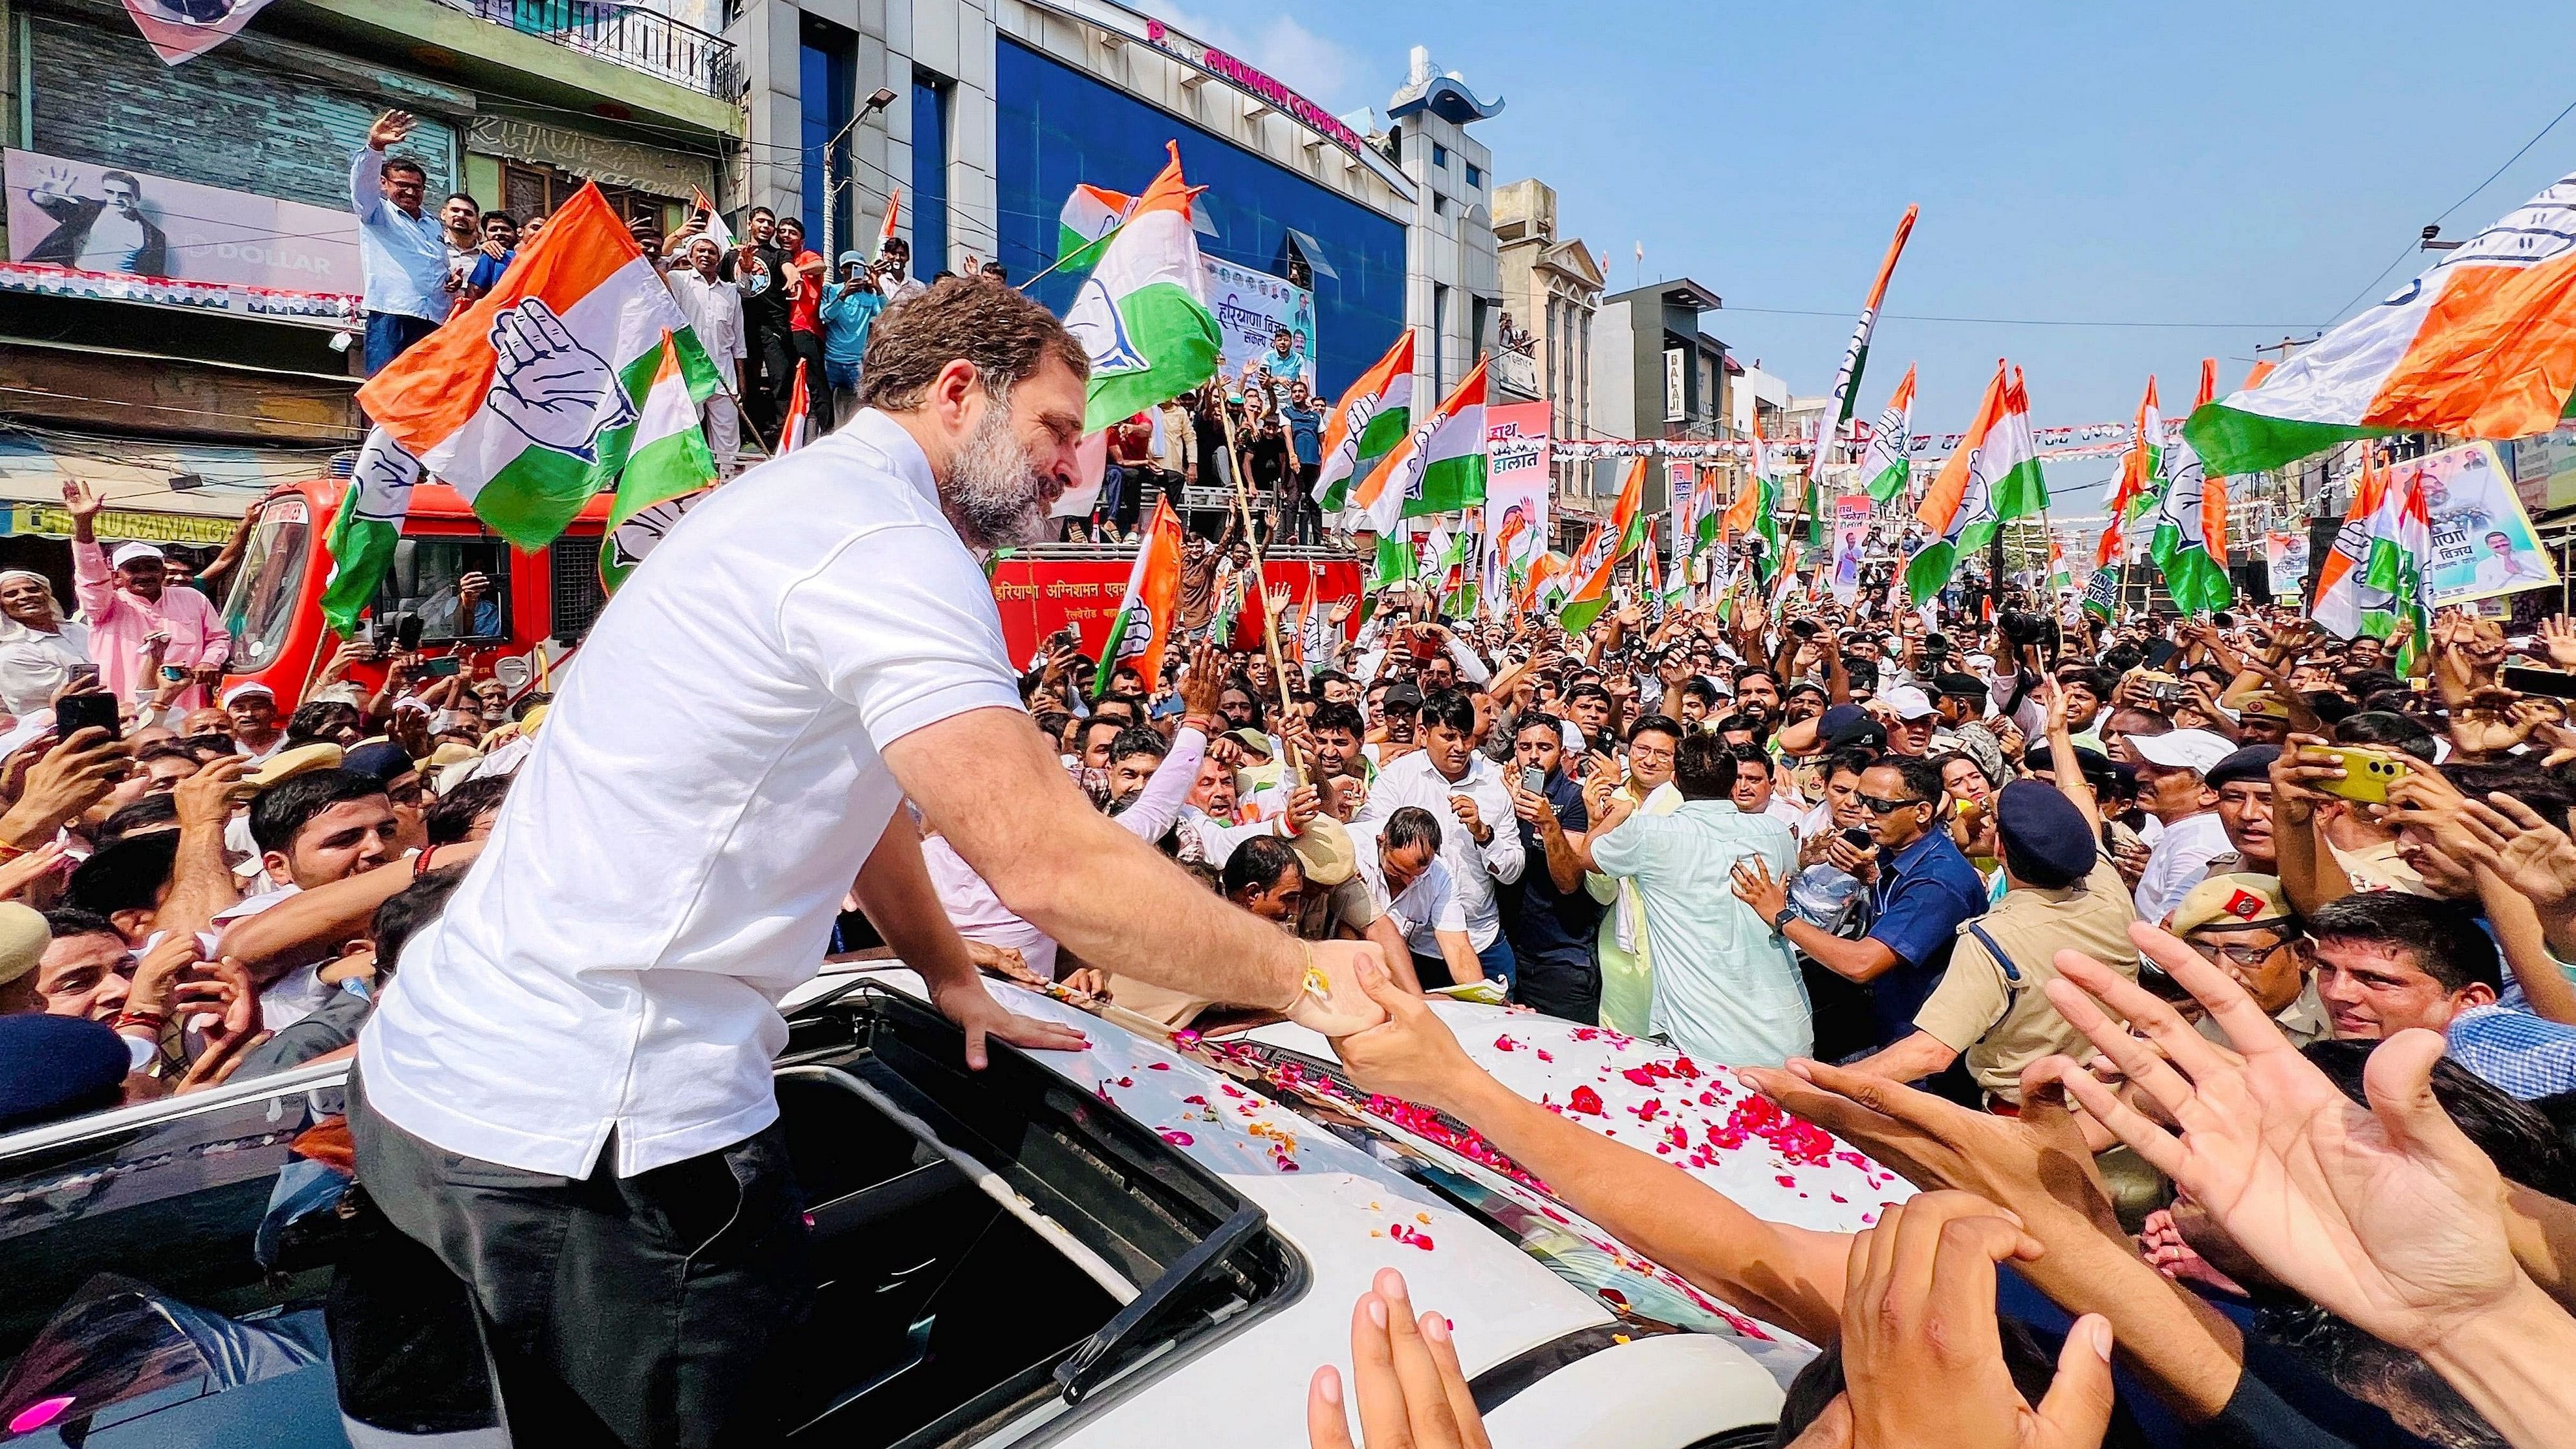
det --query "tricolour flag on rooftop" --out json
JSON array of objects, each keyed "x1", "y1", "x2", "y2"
[
  {"x1": 1058, "y1": 182, "x2": 1131, "y2": 275},
  {"x1": 1316, "y1": 331, "x2": 1416, "y2": 514},
  {"x1": 1861, "y1": 364, "x2": 1916, "y2": 503},
  {"x1": 1905, "y1": 360, "x2": 2048, "y2": 605},
  {"x1": 1347, "y1": 357, "x2": 1486, "y2": 532},
  {"x1": 1064, "y1": 143, "x2": 1222, "y2": 433},
  {"x1": 1093, "y1": 496, "x2": 1186, "y2": 696},
  {"x1": 334, "y1": 182, "x2": 717, "y2": 633},
  {"x1": 2185, "y1": 172, "x2": 2576, "y2": 475},
  {"x1": 2312, "y1": 446, "x2": 2431, "y2": 671}
]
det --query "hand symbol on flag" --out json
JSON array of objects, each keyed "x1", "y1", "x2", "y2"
[
  {"x1": 485, "y1": 298, "x2": 637, "y2": 463},
  {"x1": 349, "y1": 427, "x2": 422, "y2": 524}
]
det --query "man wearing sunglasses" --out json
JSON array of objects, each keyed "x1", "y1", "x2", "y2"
[
  {"x1": 1731, "y1": 754, "x2": 1986, "y2": 1083},
  {"x1": 2160, "y1": 873, "x2": 2326, "y2": 1049}
]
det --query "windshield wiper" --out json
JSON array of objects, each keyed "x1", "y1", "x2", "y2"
[{"x1": 1052, "y1": 1201, "x2": 1268, "y2": 1405}]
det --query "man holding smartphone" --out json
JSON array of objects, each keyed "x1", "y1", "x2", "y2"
[
  {"x1": 1500, "y1": 712, "x2": 1603, "y2": 1021},
  {"x1": 63, "y1": 479, "x2": 228, "y2": 711}
]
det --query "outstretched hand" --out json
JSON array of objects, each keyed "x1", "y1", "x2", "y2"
[
  {"x1": 1307, "y1": 1268, "x2": 1489, "y2": 1449},
  {"x1": 927, "y1": 974, "x2": 1088, "y2": 1071},
  {"x1": 2031, "y1": 918, "x2": 2526, "y2": 1354}
]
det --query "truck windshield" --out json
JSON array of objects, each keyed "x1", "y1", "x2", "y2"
[{"x1": 217, "y1": 496, "x2": 308, "y2": 673}]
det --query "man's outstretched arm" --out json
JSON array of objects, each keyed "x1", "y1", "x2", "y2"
[{"x1": 887, "y1": 708, "x2": 1385, "y2": 1035}]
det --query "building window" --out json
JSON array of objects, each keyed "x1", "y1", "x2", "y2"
[
  {"x1": 502, "y1": 162, "x2": 666, "y2": 229},
  {"x1": 1464, "y1": 162, "x2": 1482, "y2": 188},
  {"x1": 913, "y1": 75, "x2": 953, "y2": 274},
  {"x1": 799, "y1": 17, "x2": 858, "y2": 254},
  {"x1": 1431, "y1": 142, "x2": 1449, "y2": 169},
  {"x1": 1431, "y1": 194, "x2": 1445, "y2": 217}
]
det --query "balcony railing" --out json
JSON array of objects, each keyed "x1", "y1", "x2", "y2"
[{"x1": 438, "y1": 1, "x2": 741, "y2": 99}]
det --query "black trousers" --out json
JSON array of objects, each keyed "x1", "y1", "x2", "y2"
[
  {"x1": 788, "y1": 329, "x2": 834, "y2": 433},
  {"x1": 347, "y1": 1067, "x2": 812, "y2": 1448},
  {"x1": 1292, "y1": 463, "x2": 1323, "y2": 544},
  {"x1": 752, "y1": 323, "x2": 795, "y2": 439}
]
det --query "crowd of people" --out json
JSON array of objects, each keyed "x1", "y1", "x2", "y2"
[
  {"x1": 1017, "y1": 553, "x2": 2576, "y2": 1446},
  {"x1": 17, "y1": 222, "x2": 2576, "y2": 1446}
]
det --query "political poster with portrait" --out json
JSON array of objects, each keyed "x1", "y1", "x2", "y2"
[
  {"x1": 1201, "y1": 257, "x2": 1315, "y2": 393},
  {"x1": 2266, "y1": 531, "x2": 2308, "y2": 599},
  {"x1": 2410, "y1": 441, "x2": 2559, "y2": 605},
  {"x1": 1484, "y1": 401, "x2": 1551, "y2": 602},
  {"x1": 1830, "y1": 494, "x2": 1872, "y2": 604},
  {"x1": 5, "y1": 149, "x2": 361, "y2": 321}
]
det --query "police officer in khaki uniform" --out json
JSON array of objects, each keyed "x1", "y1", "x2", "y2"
[{"x1": 1843, "y1": 779, "x2": 2141, "y2": 1108}]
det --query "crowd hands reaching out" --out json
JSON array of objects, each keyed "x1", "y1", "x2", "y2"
[
  {"x1": 1110, "y1": 581, "x2": 2576, "y2": 1448},
  {"x1": 0, "y1": 563, "x2": 533, "y2": 1125}
]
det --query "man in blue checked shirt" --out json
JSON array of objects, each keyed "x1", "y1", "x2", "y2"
[{"x1": 351, "y1": 110, "x2": 456, "y2": 375}]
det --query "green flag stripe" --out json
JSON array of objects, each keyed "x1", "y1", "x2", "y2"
[
  {"x1": 1083, "y1": 283, "x2": 1222, "y2": 433},
  {"x1": 1905, "y1": 540, "x2": 1958, "y2": 605},
  {"x1": 2182, "y1": 404, "x2": 2390, "y2": 479}
]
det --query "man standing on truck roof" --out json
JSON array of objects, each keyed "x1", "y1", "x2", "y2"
[{"x1": 347, "y1": 276, "x2": 1389, "y2": 1445}]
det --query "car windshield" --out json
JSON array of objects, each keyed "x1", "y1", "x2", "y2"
[{"x1": 0, "y1": 988, "x2": 1298, "y2": 1446}]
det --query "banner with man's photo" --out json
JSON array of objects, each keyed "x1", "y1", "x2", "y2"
[
  {"x1": 1202, "y1": 257, "x2": 1315, "y2": 391},
  {"x1": 2266, "y1": 530, "x2": 2309, "y2": 599},
  {"x1": 2410, "y1": 441, "x2": 2560, "y2": 605},
  {"x1": 1483, "y1": 401, "x2": 1550, "y2": 603},
  {"x1": 2, "y1": 149, "x2": 360, "y2": 323}
]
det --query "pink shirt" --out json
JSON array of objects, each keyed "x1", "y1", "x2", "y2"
[{"x1": 74, "y1": 538, "x2": 230, "y2": 711}]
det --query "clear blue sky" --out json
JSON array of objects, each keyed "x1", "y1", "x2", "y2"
[{"x1": 1156, "y1": 1, "x2": 2576, "y2": 511}]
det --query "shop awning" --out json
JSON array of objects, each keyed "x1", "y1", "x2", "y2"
[{"x1": 0, "y1": 434, "x2": 340, "y2": 547}]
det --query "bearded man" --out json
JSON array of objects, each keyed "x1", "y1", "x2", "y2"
[{"x1": 348, "y1": 278, "x2": 1387, "y2": 1443}]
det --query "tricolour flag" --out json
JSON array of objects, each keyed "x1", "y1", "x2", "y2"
[
  {"x1": 1689, "y1": 464, "x2": 1724, "y2": 555},
  {"x1": 877, "y1": 188, "x2": 902, "y2": 257},
  {"x1": 2312, "y1": 447, "x2": 2430, "y2": 671},
  {"x1": 779, "y1": 359, "x2": 814, "y2": 453},
  {"x1": 1347, "y1": 358, "x2": 1487, "y2": 531},
  {"x1": 1515, "y1": 550, "x2": 1566, "y2": 616},
  {"x1": 1905, "y1": 360, "x2": 2048, "y2": 604},
  {"x1": 1861, "y1": 363, "x2": 1916, "y2": 503},
  {"x1": 1808, "y1": 204, "x2": 1920, "y2": 486},
  {"x1": 1314, "y1": 331, "x2": 1415, "y2": 513},
  {"x1": 597, "y1": 331, "x2": 720, "y2": 593},
  {"x1": 2185, "y1": 172, "x2": 2576, "y2": 475},
  {"x1": 1604, "y1": 451, "x2": 1649, "y2": 561},
  {"x1": 1368, "y1": 518, "x2": 1418, "y2": 591},
  {"x1": 689, "y1": 188, "x2": 735, "y2": 252},
  {"x1": 1093, "y1": 497, "x2": 1186, "y2": 695},
  {"x1": 1718, "y1": 450, "x2": 1780, "y2": 583},
  {"x1": 334, "y1": 182, "x2": 717, "y2": 633},
  {"x1": 2148, "y1": 360, "x2": 2231, "y2": 615},
  {"x1": 1557, "y1": 520, "x2": 1615, "y2": 633},
  {"x1": 1064, "y1": 142, "x2": 1222, "y2": 433},
  {"x1": 2107, "y1": 376, "x2": 2161, "y2": 523},
  {"x1": 2046, "y1": 537, "x2": 2073, "y2": 594},
  {"x1": 1058, "y1": 183, "x2": 1131, "y2": 275}
]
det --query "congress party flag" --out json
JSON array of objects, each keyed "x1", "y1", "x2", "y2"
[
  {"x1": 1557, "y1": 519, "x2": 1616, "y2": 633},
  {"x1": 1348, "y1": 358, "x2": 1488, "y2": 530},
  {"x1": 1367, "y1": 518, "x2": 1420, "y2": 591},
  {"x1": 2186, "y1": 173, "x2": 2576, "y2": 475},
  {"x1": 1058, "y1": 182, "x2": 1131, "y2": 275},
  {"x1": 595, "y1": 331, "x2": 719, "y2": 592},
  {"x1": 336, "y1": 183, "x2": 717, "y2": 633},
  {"x1": 1861, "y1": 364, "x2": 1916, "y2": 503},
  {"x1": 2312, "y1": 447, "x2": 2430, "y2": 671},
  {"x1": 1064, "y1": 142, "x2": 1222, "y2": 433},
  {"x1": 876, "y1": 188, "x2": 902, "y2": 257},
  {"x1": 2148, "y1": 360, "x2": 2232, "y2": 615},
  {"x1": 1906, "y1": 360, "x2": 2048, "y2": 604},
  {"x1": 1094, "y1": 496, "x2": 1187, "y2": 696},
  {"x1": 1808, "y1": 205, "x2": 1920, "y2": 486},
  {"x1": 1689, "y1": 463, "x2": 1724, "y2": 556},
  {"x1": 1602, "y1": 453, "x2": 1649, "y2": 563},
  {"x1": 688, "y1": 189, "x2": 735, "y2": 252},
  {"x1": 2107, "y1": 376, "x2": 2161, "y2": 523},
  {"x1": 1315, "y1": 331, "x2": 1416, "y2": 512}
]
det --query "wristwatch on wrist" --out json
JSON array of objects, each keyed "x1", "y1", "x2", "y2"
[{"x1": 1770, "y1": 906, "x2": 1797, "y2": 935}]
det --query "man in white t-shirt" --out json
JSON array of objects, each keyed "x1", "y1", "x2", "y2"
[
  {"x1": 347, "y1": 280, "x2": 1387, "y2": 1444},
  {"x1": 2128, "y1": 728, "x2": 2235, "y2": 922},
  {"x1": 1352, "y1": 805, "x2": 1480, "y2": 988}
]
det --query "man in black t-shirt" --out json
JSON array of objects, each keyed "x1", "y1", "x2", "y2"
[{"x1": 720, "y1": 206, "x2": 788, "y2": 439}]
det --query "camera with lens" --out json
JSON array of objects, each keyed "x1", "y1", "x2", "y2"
[{"x1": 1997, "y1": 609, "x2": 2059, "y2": 655}]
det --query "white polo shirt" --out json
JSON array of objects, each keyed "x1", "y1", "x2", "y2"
[
  {"x1": 1354, "y1": 748, "x2": 1524, "y2": 951},
  {"x1": 361, "y1": 409, "x2": 1021, "y2": 1177}
]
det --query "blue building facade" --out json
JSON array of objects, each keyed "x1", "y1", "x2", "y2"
[{"x1": 992, "y1": 39, "x2": 1406, "y2": 399}]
